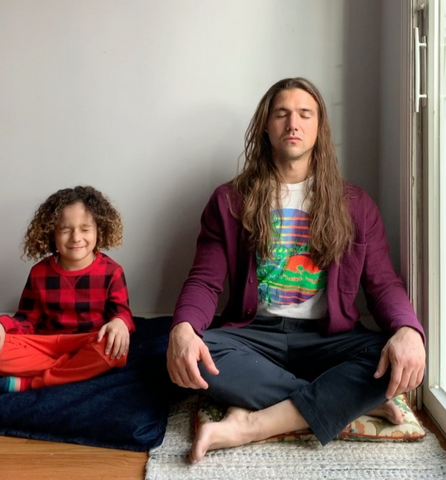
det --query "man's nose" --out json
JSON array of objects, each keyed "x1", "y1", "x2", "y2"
[{"x1": 286, "y1": 113, "x2": 299, "y2": 131}]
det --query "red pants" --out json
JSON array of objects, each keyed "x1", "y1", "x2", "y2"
[{"x1": 0, "y1": 333, "x2": 126, "y2": 389}]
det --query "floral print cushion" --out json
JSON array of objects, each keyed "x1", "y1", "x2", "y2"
[{"x1": 196, "y1": 394, "x2": 426, "y2": 442}]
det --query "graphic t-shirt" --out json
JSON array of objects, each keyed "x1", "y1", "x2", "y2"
[{"x1": 256, "y1": 180, "x2": 328, "y2": 319}]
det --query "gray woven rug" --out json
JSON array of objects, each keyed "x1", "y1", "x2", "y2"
[{"x1": 146, "y1": 396, "x2": 446, "y2": 480}]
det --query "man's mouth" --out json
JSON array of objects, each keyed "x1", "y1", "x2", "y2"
[{"x1": 284, "y1": 136, "x2": 302, "y2": 142}]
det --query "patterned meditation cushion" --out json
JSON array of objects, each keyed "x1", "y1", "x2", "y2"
[{"x1": 196, "y1": 394, "x2": 426, "y2": 442}]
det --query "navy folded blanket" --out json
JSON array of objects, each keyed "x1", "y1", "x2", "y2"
[{"x1": 0, "y1": 316, "x2": 176, "y2": 451}]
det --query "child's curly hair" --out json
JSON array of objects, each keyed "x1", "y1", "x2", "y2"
[{"x1": 23, "y1": 186, "x2": 124, "y2": 261}]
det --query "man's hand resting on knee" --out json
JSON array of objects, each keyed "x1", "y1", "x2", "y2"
[
  {"x1": 167, "y1": 322, "x2": 219, "y2": 389},
  {"x1": 374, "y1": 326, "x2": 425, "y2": 399}
]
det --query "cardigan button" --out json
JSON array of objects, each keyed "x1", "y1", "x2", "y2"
[
  {"x1": 246, "y1": 309, "x2": 253, "y2": 316},
  {"x1": 248, "y1": 277, "x2": 254, "y2": 283}
]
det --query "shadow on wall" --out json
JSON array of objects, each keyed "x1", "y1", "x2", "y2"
[
  {"x1": 341, "y1": 0, "x2": 382, "y2": 204},
  {"x1": 342, "y1": 0, "x2": 403, "y2": 275},
  {"x1": 127, "y1": 104, "x2": 242, "y2": 315},
  {"x1": 341, "y1": 0, "x2": 383, "y2": 318},
  {"x1": 152, "y1": 177, "x2": 231, "y2": 316}
]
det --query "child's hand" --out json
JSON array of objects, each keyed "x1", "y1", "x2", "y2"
[
  {"x1": 97, "y1": 317, "x2": 130, "y2": 359},
  {"x1": 0, "y1": 324, "x2": 5, "y2": 351}
]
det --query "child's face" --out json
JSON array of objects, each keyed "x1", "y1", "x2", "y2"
[{"x1": 54, "y1": 202, "x2": 98, "y2": 271}]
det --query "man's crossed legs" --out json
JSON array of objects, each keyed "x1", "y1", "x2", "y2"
[{"x1": 193, "y1": 317, "x2": 402, "y2": 462}]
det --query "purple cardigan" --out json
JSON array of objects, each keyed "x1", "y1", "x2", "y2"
[{"x1": 172, "y1": 182, "x2": 425, "y2": 343}]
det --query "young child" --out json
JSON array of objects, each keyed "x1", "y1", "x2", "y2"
[{"x1": 0, "y1": 186, "x2": 135, "y2": 392}]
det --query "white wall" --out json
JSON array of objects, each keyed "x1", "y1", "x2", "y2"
[{"x1": 0, "y1": 0, "x2": 386, "y2": 315}]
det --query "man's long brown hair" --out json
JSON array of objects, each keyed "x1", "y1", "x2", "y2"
[{"x1": 232, "y1": 77, "x2": 354, "y2": 267}]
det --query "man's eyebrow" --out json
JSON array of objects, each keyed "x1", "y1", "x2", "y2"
[
  {"x1": 272, "y1": 106, "x2": 290, "y2": 112},
  {"x1": 271, "y1": 106, "x2": 315, "y2": 113}
]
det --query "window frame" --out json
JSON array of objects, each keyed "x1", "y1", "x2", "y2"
[{"x1": 418, "y1": 0, "x2": 446, "y2": 433}]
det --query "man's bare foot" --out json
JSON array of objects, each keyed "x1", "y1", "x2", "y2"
[
  {"x1": 189, "y1": 399, "x2": 308, "y2": 464},
  {"x1": 189, "y1": 407, "x2": 256, "y2": 464},
  {"x1": 368, "y1": 400, "x2": 403, "y2": 424}
]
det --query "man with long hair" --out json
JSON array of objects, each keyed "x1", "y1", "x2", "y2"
[{"x1": 167, "y1": 78, "x2": 425, "y2": 463}]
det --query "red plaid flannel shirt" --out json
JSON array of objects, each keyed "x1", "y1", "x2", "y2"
[{"x1": 0, "y1": 252, "x2": 135, "y2": 335}]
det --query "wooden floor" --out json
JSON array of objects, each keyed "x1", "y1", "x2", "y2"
[
  {"x1": 416, "y1": 408, "x2": 446, "y2": 451},
  {"x1": 0, "y1": 436, "x2": 148, "y2": 480},
  {"x1": 0, "y1": 409, "x2": 444, "y2": 480}
]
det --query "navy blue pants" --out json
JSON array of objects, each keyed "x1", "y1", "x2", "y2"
[{"x1": 199, "y1": 317, "x2": 391, "y2": 445}]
